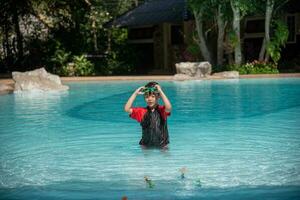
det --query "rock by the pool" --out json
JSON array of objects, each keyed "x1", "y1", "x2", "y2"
[
  {"x1": 0, "y1": 83, "x2": 14, "y2": 94},
  {"x1": 12, "y1": 68, "x2": 69, "y2": 92},
  {"x1": 213, "y1": 71, "x2": 239, "y2": 79},
  {"x1": 173, "y1": 74, "x2": 198, "y2": 81},
  {"x1": 175, "y1": 62, "x2": 212, "y2": 80}
]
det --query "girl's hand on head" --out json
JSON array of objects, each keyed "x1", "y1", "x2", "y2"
[
  {"x1": 135, "y1": 86, "x2": 145, "y2": 95},
  {"x1": 155, "y1": 84, "x2": 162, "y2": 92}
]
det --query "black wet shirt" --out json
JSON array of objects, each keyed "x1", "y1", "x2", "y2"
[
  {"x1": 130, "y1": 105, "x2": 170, "y2": 147},
  {"x1": 139, "y1": 106, "x2": 169, "y2": 147}
]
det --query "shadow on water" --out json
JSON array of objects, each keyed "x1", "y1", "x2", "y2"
[
  {"x1": 65, "y1": 90, "x2": 300, "y2": 123},
  {"x1": 66, "y1": 91, "x2": 133, "y2": 123},
  {"x1": 1, "y1": 181, "x2": 299, "y2": 200}
]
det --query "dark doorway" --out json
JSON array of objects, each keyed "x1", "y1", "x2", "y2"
[
  {"x1": 243, "y1": 38, "x2": 263, "y2": 62},
  {"x1": 131, "y1": 43, "x2": 154, "y2": 74}
]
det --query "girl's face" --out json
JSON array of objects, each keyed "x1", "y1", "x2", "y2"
[{"x1": 144, "y1": 93, "x2": 159, "y2": 108}]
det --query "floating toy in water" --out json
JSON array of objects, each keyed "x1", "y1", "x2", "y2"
[
  {"x1": 121, "y1": 196, "x2": 128, "y2": 200},
  {"x1": 144, "y1": 176, "x2": 155, "y2": 188},
  {"x1": 179, "y1": 167, "x2": 188, "y2": 179},
  {"x1": 195, "y1": 179, "x2": 202, "y2": 187}
]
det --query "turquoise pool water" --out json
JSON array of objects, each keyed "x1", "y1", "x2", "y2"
[{"x1": 0, "y1": 78, "x2": 300, "y2": 199}]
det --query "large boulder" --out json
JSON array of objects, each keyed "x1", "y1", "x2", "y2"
[
  {"x1": 213, "y1": 71, "x2": 239, "y2": 79},
  {"x1": 174, "y1": 62, "x2": 212, "y2": 80},
  {"x1": 12, "y1": 68, "x2": 69, "y2": 92}
]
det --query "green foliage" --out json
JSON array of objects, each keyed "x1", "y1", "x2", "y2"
[
  {"x1": 51, "y1": 45, "x2": 71, "y2": 74},
  {"x1": 93, "y1": 27, "x2": 137, "y2": 75},
  {"x1": 50, "y1": 43, "x2": 95, "y2": 76},
  {"x1": 188, "y1": 0, "x2": 232, "y2": 21},
  {"x1": 59, "y1": 56, "x2": 95, "y2": 77},
  {"x1": 96, "y1": 49, "x2": 136, "y2": 75},
  {"x1": 267, "y1": 20, "x2": 289, "y2": 64},
  {"x1": 186, "y1": 43, "x2": 201, "y2": 56},
  {"x1": 0, "y1": 0, "x2": 140, "y2": 74},
  {"x1": 72, "y1": 55, "x2": 95, "y2": 76},
  {"x1": 231, "y1": 0, "x2": 258, "y2": 16},
  {"x1": 111, "y1": 28, "x2": 128, "y2": 45},
  {"x1": 228, "y1": 30, "x2": 239, "y2": 48},
  {"x1": 228, "y1": 60, "x2": 279, "y2": 74}
]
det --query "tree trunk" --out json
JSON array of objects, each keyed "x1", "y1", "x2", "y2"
[
  {"x1": 85, "y1": 0, "x2": 98, "y2": 53},
  {"x1": 93, "y1": 28, "x2": 98, "y2": 52},
  {"x1": 259, "y1": 0, "x2": 274, "y2": 62},
  {"x1": 92, "y1": 19, "x2": 98, "y2": 52},
  {"x1": 259, "y1": 37, "x2": 266, "y2": 61},
  {"x1": 230, "y1": 0, "x2": 242, "y2": 65},
  {"x1": 4, "y1": 22, "x2": 11, "y2": 59},
  {"x1": 217, "y1": 5, "x2": 226, "y2": 66},
  {"x1": 12, "y1": 5, "x2": 23, "y2": 62},
  {"x1": 264, "y1": 0, "x2": 274, "y2": 63},
  {"x1": 193, "y1": 10, "x2": 212, "y2": 64},
  {"x1": 107, "y1": 29, "x2": 111, "y2": 53}
]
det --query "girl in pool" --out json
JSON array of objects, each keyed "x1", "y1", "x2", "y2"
[{"x1": 124, "y1": 82, "x2": 172, "y2": 148}]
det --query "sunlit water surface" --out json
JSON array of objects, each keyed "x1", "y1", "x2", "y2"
[{"x1": 0, "y1": 78, "x2": 300, "y2": 199}]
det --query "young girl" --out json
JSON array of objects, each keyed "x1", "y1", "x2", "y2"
[{"x1": 124, "y1": 82, "x2": 172, "y2": 148}]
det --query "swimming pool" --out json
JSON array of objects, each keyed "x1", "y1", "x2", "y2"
[{"x1": 0, "y1": 78, "x2": 300, "y2": 199}]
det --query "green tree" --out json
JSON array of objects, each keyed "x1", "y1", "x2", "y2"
[
  {"x1": 0, "y1": 0, "x2": 33, "y2": 68},
  {"x1": 0, "y1": 0, "x2": 140, "y2": 74},
  {"x1": 188, "y1": 0, "x2": 213, "y2": 64},
  {"x1": 258, "y1": 0, "x2": 290, "y2": 62},
  {"x1": 267, "y1": 20, "x2": 289, "y2": 64},
  {"x1": 229, "y1": 0, "x2": 256, "y2": 65},
  {"x1": 188, "y1": 0, "x2": 233, "y2": 66}
]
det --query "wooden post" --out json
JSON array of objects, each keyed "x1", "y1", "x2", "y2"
[{"x1": 162, "y1": 23, "x2": 170, "y2": 70}]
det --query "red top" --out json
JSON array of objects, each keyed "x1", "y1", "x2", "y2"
[{"x1": 130, "y1": 105, "x2": 170, "y2": 122}]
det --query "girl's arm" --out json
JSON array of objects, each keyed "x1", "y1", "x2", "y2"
[
  {"x1": 124, "y1": 86, "x2": 144, "y2": 114},
  {"x1": 155, "y1": 85, "x2": 172, "y2": 113}
]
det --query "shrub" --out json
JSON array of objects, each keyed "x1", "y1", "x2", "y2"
[
  {"x1": 72, "y1": 55, "x2": 94, "y2": 76},
  {"x1": 50, "y1": 44, "x2": 95, "y2": 76},
  {"x1": 51, "y1": 48, "x2": 71, "y2": 74},
  {"x1": 267, "y1": 20, "x2": 289, "y2": 65},
  {"x1": 59, "y1": 56, "x2": 94, "y2": 76},
  {"x1": 97, "y1": 52, "x2": 135, "y2": 75},
  {"x1": 93, "y1": 46, "x2": 137, "y2": 75},
  {"x1": 228, "y1": 60, "x2": 279, "y2": 74}
]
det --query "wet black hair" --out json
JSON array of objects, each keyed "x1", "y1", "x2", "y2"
[{"x1": 145, "y1": 81, "x2": 159, "y2": 88}]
